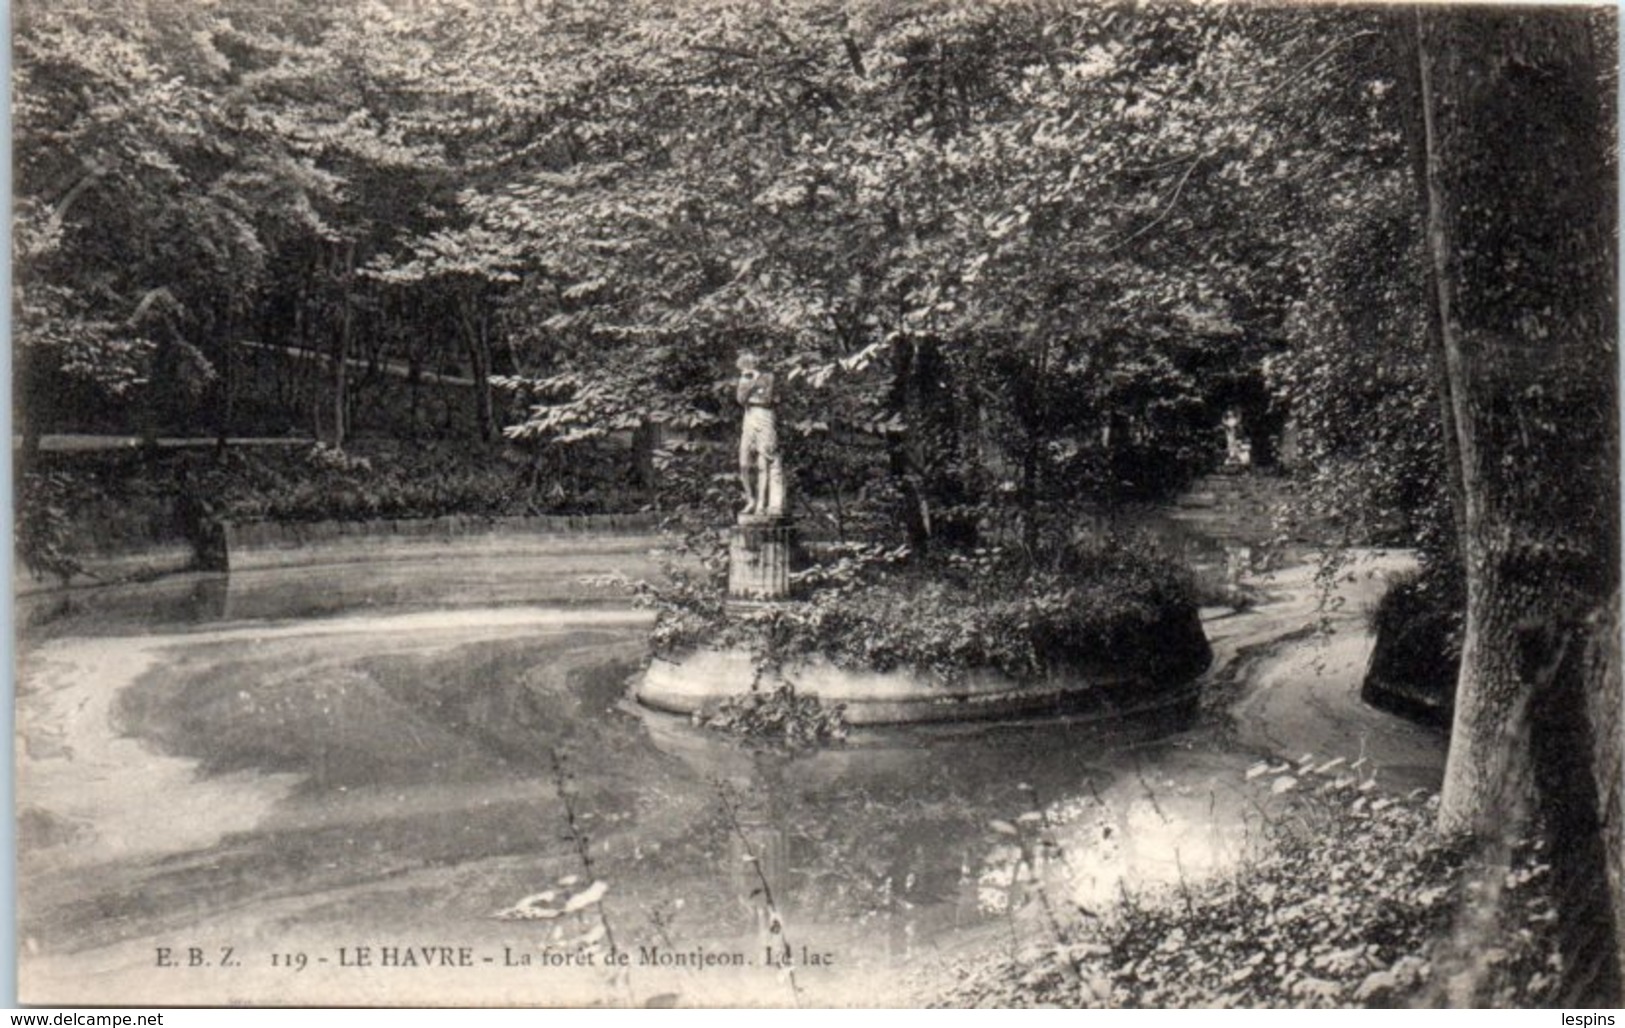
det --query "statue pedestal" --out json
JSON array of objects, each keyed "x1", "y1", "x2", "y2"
[{"x1": 728, "y1": 515, "x2": 794, "y2": 602}]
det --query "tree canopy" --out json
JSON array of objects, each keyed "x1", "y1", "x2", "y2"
[{"x1": 14, "y1": 0, "x2": 1445, "y2": 552}]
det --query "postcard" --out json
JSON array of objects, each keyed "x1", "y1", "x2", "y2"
[{"x1": 13, "y1": 0, "x2": 1619, "y2": 1009}]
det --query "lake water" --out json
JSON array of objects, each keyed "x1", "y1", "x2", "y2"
[{"x1": 15, "y1": 535, "x2": 1444, "y2": 1006}]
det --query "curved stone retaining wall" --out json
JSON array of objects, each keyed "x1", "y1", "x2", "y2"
[{"x1": 639, "y1": 646, "x2": 1203, "y2": 727}]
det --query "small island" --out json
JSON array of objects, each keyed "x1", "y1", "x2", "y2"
[
  {"x1": 637, "y1": 586, "x2": 1212, "y2": 726},
  {"x1": 634, "y1": 351, "x2": 1213, "y2": 727}
]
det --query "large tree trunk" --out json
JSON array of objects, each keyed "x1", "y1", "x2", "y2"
[{"x1": 1414, "y1": 6, "x2": 1619, "y2": 1000}]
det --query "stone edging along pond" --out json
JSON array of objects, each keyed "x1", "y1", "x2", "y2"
[
  {"x1": 210, "y1": 512, "x2": 662, "y2": 571},
  {"x1": 16, "y1": 512, "x2": 666, "y2": 596},
  {"x1": 638, "y1": 608, "x2": 1213, "y2": 727}
]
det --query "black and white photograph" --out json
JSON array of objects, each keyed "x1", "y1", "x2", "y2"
[{"x1": 10, "y1": 0, "x2": 1621, "y2": 1010}]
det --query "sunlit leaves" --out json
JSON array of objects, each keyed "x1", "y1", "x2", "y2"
[{"x1": 15, "y1": 0, "x2": 1440, "y2": 536}]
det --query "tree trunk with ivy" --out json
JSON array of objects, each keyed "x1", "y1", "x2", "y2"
[{"x1": 1414, "y1": 6, "x2": 1619, "y2": 1000}]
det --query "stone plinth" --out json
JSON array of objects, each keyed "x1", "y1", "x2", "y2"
[{"x1": 728, "y1": 515, "x2": 793, "y2": 601}]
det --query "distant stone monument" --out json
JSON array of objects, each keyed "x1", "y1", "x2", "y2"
[
  {"x1": 729, "y1": 352, "x2": 793, "y2": 601},
  {"x1": 1222, "y1": 408, "x2": 1252, "y2": 470}
]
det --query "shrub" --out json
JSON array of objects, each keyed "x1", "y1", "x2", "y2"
[
  {"x1": 641, "y1": 534, "x2": 1209, "y2": 685},
  {"x1": 693, "y1": 685, "x2": 849, "y2": 747},
  {"x1": 21, "y1": 438, "x2": 646, "y2": 540},
  {"x1": 16, "y1": 471, "x2": 85, "y2": 582}
]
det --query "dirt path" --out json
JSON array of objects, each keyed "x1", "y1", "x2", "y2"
[{"x1": 1206, "y1": 547, "x2": 1447, "y2": 789}]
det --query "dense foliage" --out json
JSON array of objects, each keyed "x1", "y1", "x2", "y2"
[
  {"x1": 637, "y1": 534, "x2": 1204, "y2": 683},
  {"x1": 13, "y1": 0, "x2": 1447, "y2": 553},
  {"x1": 16, "y1": 440, "x2": 631, "y2": 576},
  {"x1": 15, "y1": 472, "x2": 86, "y2": 582}
]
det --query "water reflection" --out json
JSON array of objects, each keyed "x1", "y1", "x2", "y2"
[
  {"x1": 17, "y1": 556, "x2": 648, "y2": 637},
  {"x1": 630, "y1": 702, "x2": 1254, "y2": 979},
  {"x1": 17, "y1": 537, "x2": 1439, "y2": 1005}
]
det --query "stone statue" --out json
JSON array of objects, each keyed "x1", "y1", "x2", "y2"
[
  {"x1": 736, "y1": 352, "x2": 785, "y2": 517},
  {"x1": 1223, "y1": 408, "x2": 1252, "y2": 469}
]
